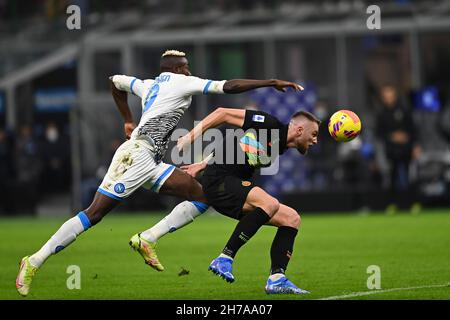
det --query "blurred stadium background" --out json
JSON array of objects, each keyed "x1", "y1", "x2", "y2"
[{"x1": 1, "y1": 0, "x2": 450, "y2": 217}]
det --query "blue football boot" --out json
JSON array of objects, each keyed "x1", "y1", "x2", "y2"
[
  {"x1": 208, "y1": 257, "x2": 235, "y2": 283},
  {"x1": 265, "y1": 276, "x2": 310, "y2": 294}
]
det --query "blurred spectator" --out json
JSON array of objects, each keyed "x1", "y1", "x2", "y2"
[
  {"x1": 375, "y1": 85, "x2": 421, "y2": 209},
  {"x1": 45, "y1": 0, "x2": 69, "y2": 20},
  {"x1": 0, "y1": 130, "x2": 9, "y2": 176},
  {"x1": 307, "y1": 101, "x2": 337, "y2": 189},
  {"x1": 15, "y1": 125, "x2": 42, "y2": 214},
  {"x1": 0, "y1": 129, "x2": 14, "y2": 214},
  {"x1": 336, "y1": 135, "x2": 381, "y2": 190},
  {"x1": 0, "y1": 0, "x2": 6, "y2": 19},
  {"x1": 81, "y1": 138, "x2": 121, "y2": 208},
  {"x1": 360, "y1": 134, "x2": 383, "y2": 187},
  {"x1": 437, "y1": 102, "x2": 450, "y2": 143},
  {"x1": 40, "y1": 122, "x2": 70, "y2": 193}
]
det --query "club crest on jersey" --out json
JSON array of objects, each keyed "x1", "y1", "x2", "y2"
[
  {"x1": 252, "y1": 114, "x2": 265, "y2": 122},
  {"x1": 114, "y1": 183, "x2": 125, "y2": 194}
]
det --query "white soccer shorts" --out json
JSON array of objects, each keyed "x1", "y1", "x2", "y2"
[{"x1": 98, "y1": 139, "x2": 175, "y2": 201}]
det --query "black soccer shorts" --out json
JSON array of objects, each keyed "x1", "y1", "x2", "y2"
[{"x1": 200, "y1": 173, "x2": 255, "y2": 220}]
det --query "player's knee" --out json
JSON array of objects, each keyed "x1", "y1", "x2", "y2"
[
  {"x1": 186, "y1": 189, "x2": 206, "y2": 203},
  {"x1": 185, "y1": 190, "x2": 194, "y2": 201},
  {"x1": 184, "y1": 181, "x2": 206, "y2": 203},
  {"x1": 263, "y1": 198, "x2": 280, "y2": 217},
  {"x1": 280, "y1": 206, "x2": 300, "y2": 228},
  {"x1": 289, "y1": 209, "x2": 301, "y2": 228}
]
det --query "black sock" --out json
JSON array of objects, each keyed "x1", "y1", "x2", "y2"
[
  {"x1": 222, "y1": 207, "x2": 271, "y2": 258},
  {"x1": 270, "y1": 226, "x2": 298, "y2": 275}
]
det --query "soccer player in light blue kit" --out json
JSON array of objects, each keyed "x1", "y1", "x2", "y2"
[{"x1": 16, "y1": 50, "x2": 302, "y2": 296}]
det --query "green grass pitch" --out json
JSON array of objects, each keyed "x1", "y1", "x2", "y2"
[{"x1": 1, "y1": 210, "x2": 449, "y2": 300}]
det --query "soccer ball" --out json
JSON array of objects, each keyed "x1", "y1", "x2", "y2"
[{"x1": 328, "y1": 110, "x2": 362, "y2": 142}]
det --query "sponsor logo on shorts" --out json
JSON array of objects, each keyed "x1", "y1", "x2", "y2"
[
  {"x1": 242, "y1": 181, "x2": 252, "y2": 187},
  {"x1": 114, "y1": 183, "x2": 125, "y2": 194}
]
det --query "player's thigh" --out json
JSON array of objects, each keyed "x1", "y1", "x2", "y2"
[
  {"x1": 159, "y1": 167, "x2": 207, "y2": 203},
  {"x1": 243, "y1": 187, "x2": 280, "y2": 216},
  {"x1": 199, "y1": 174, "x2": 246, "y2": 219},
  {"x1": 99, "y1": 140, "x2": 156, "y2": 199},
  {"x1": 267, "y1": 204, "x2": 301, "y2": 228}
]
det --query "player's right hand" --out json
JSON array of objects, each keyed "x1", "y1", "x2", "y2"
[
  {"x1": 177, "y1": 134, "x2": 191, "y2": 152},
  {"x1": 273, "y1": 80, "x2": 304, "y2": 92},
  {"x1": 124, "y1": 122, "x2": 136, "y2": 140}
]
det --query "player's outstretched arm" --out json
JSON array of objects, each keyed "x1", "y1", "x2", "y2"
[
  {"x1": 177, "y1": 108, "x2": 245, "y2": 151},
  {"x1": 109, "y1": 77, "x2": 136, "y2": 139},
  {"x1": 223, "y1": 79, "x2": 303, "y2": 93}
]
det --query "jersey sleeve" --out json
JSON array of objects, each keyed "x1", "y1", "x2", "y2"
[
  {"x1": 182, "y1": 76, "x2": 226, "y2": 96},
  {"x1": 242, "y1": 110, "x2": 283, "y2": 130},
  {"x1": 111, "y1": 75, "x2": 148, "y2": 98}
]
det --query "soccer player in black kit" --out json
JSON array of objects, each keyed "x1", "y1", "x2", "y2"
[{"x1": 178, "y1": 107, "x2": 320, "y2": 294}]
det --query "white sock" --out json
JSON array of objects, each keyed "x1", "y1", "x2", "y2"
[
  {"x1": 269, "y1": 273, "x2": 285, "y2": 281},
  {"x1": 29, "y1": 212, "x2": 92, "y2": 268},
  {"x1": 219, "y1": 253, "x2": 233, "y2": 261},
  {"x1": 140, "y1": 201, "x2": 208, "y2": 243}
]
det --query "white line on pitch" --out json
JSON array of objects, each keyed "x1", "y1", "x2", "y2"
[{"x1": 318, "y1": 283, "x2": 450, "y2": 300}]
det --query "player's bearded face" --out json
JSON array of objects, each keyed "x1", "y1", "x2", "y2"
[
  {"x1": 297, "y1": 139, "x2": 308, "y2": 155},
  {"x1": 295, "y1": 127, "x2": 308, "y2": 154}
]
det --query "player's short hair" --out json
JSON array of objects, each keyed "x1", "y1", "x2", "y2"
[
  {"x1": 291, "y1": 110, "x2": 321, "y2": 126},
  {"x1": 160, "y1": 50, "x2": 188, "y2": 72},
  {"x1": 161, "y1": 50, "x2": 186, "y2": 58}
]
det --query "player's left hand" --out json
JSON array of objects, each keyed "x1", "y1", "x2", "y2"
[
  {"x1": 273, "y1": 80, "x2": 304, "y2": 92},
  {"x1": 124, "y1": 122, "x2": 136, "y2": 140},
  {"x1": 180, "y1": 162, "x2": 205, "y2": 178}
]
